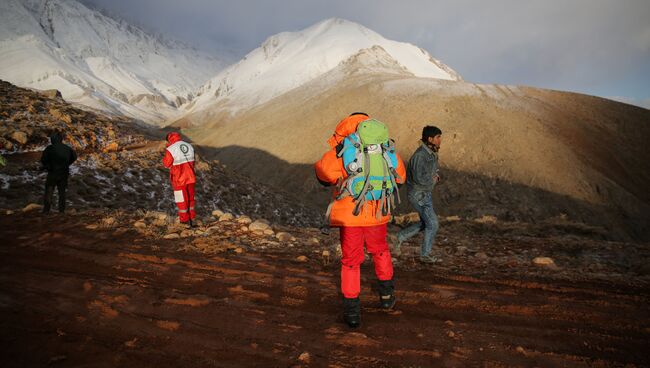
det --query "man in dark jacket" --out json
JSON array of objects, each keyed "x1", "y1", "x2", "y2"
[
  {"x1": 394, "y1": 126, "x2": 442, "y2": 263},
  {"x1": 41, "y1": 132, "x2": 77, "y2": 213}
]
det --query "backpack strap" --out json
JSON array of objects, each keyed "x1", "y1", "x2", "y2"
[{"x1": 352, "y1": 149, "x2": 373, "y2": 216}]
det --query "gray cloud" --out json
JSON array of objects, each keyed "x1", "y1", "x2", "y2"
[{"x1": 80, "y1": 0, "x2": 650, "y2": 105}]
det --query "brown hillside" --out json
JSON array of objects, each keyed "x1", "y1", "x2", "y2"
[{"x1": 178, "y1": 53, "x2": 650, "y2": 240}]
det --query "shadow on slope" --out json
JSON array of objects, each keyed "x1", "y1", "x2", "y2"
[{"x1": 202, "y1": 145, "x2": 650, "y2": 242}]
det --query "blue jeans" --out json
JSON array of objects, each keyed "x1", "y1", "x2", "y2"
[{"x1": 397, "y1": 190, "x2": 438, "y2": 257}]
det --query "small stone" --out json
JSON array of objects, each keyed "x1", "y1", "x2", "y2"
[
  {"x1": 532, "y1": 257, "x2": 556, "y2": 267},
  {"x1": 180, "y1": 230, "x2": 193, "y2": 238},
  {"x1": 456, "y1": 246, "x2": 468, "y2": 255},
  {"x1": 475, "y1": 252, "x2": 489, "y2": 260},
  {"x1": 516, "y1": 346, "x2": 525, "y2": 354},
  {"x1": 322, "y1": 250, "x2": 330, "y2": 258},
  {"x1": 5, "y1": 210, "x2": 15, "y2": 215},
  {"x1": 445, "y1": 215, "x2": 461, "y2": 222},
  {"x1": 447, "y1": 331, "x2": 455, "y2": 338},
  {"x1": 102, "y1": 217, "x2": 116, "y2": 226},
  {"x1": 308, "y1": 237, "x2": 320, "y2": 245},
  {"x1": 133, "y1": 221, "x2": 147, "y2": 229},
  {"x1": 474, "y1": 215, "x2": 497, "y2": 224},
  {"x1": 296, "y1": 256, "x2": 308, "y2": 262},
  {"x1": 249, "y1": 220, "x2": 270, "y2": 232},
  {"x1": 156, "y1": 213, "x2": 167, "y2": 221},
  {"x1": 276, "y1": 232, "x2": 292, "y2": 242},
  {"x1": 234, "y1": 247, "x2": 244, "y2": 254},
  {"x1": 298, "y1": 352, "x2": 310, "y2": 364},
  {"x1": 263, "y1": 229, "x2": 275, "y2": 236},
  {"x1": 10, "y1": 131, "x2": 28, "y2": 145},
  {"x1": 236, "y1": 216, "x2": 252, "y2": 225},
  {"x1": 85, "y1": 224, "x2": 99, "y2": 230},
  {"x1": 240, "y1": 226, "x2": 248, "y2": 232},
  {"x1": 163, "y1": 233, "x2": 180, "y2": 239},
  {"x1": 218, "y1": 213, "x2": 234, "y2": 222},
  {"x1": 22, "y1": 203, "x2": 43, "y2": 212},
  {"x1": 212, "y1": 209, "x2": 224, "y2": 218}
]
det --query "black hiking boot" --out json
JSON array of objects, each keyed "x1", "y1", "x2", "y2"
[
  {"x1": 378, "y1": 279, "x2": 396, "y2": 310},
  {"x1": 343, "y1": 297, "x2": 360, "y2": 328}
]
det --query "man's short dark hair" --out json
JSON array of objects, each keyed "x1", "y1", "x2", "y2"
[{"x1": 422, "y1": 125, "x2": 442, "y2": 142}]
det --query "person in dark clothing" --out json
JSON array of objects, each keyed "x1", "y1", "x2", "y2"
[
  {"x1": 394, "y1": 126, "x2": 442, "y2": 263},
  {"x1": 41, "y1": 132, "x2": 77, "y2": 213}
]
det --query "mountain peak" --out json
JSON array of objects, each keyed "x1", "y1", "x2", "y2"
[{"x1": 189, "y1": 18, "x2": 461, "y2": 116}]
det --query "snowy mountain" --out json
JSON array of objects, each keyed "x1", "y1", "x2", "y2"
[
  {"x1": 0, "y1": 0, "x2": 231, "y2": 124},
  {"x1": 181, "y1": 18, "x2": 462, "y2": 122}
]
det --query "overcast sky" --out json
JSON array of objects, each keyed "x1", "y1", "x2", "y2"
[{"x1": 81, "y1": 0, "x2": 650, "y2": 108}]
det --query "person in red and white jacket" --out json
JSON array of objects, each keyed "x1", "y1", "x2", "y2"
[{"x1": 163, "y1": 132, "x2": 197, "y2": 226}]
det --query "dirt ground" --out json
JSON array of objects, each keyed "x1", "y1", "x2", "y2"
[{"x1": 1, "y1": 211, "x2": 649, "y2": 368}]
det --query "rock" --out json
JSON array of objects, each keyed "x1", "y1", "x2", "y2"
[
  {"x1": 212, "y1": 209, "x2": 224, "y2": 218},
  {"x1": 218, "y1": 213, "x2": 234, "y2": 222},
  {"x1": 5, "y1": 210, "x2": 14, "y2": 215},
  {"x1": 276, "y1": 232, "x2": 292, "y2": 242},
  {"x1": 516, "y1": 346, "x2": 525, "y2": 354},
  {"x1": 249, "y1": 220, "x2": 270, "y2": 232},
  {"x1": 296, "y1": 256, "x2": 308, "y2": 262},
  {"x1": 298, "y1": 352, "x2": 310, "y2": 364},
  {"x1": 308, "y1": 237, "x2": 320, "y2": 245},
  {"x1": 22, "y1": 203, "x2": 43, "y2": 212},
  {"x1": 456, "y1": 246, "x2": 468, "y2": 255},
  {"x1": 152, "y1": 218, "x2": 167, "y2": 227},
  {"x1": 133, "y1": 221, "x2": 147, "y2": 229},
  {"x1": 447, "y1": 331, "x2": 455, "y2": 338},
  {"x1": 322, "y1": 250, "x2": 330, "y2": 257},
  {"x1": 2, "y1": 140, "x2": 13, "y2": 150},
  {"x1": 236, "y1": 216, "x2": 252, "y2": 225},
  {"x1": 10, "y1": 131, "x2": 28, "y2": 145},
  {"x1": 102, "y1": 217, "x2": 116, "y2": 226},
  {"x1": 263, "y1": 229, "x2": 275, "y2": 236},
  {"x1": 445, "y1": 215, "x2": 462, "y2": 222},
  {"x1": 180, "y1": 230, "x2": 193, "y2": 238},
  {"x1": 234, "y1": 247, "x2": 244, "y2": 254},
  {"x1": 474, "y1": 215, "x2": 497, "y2": 224},
  {"x1": 240, "y1": 226, "x2": 248, "y2": 232},
  {"x1": 85, "y1": 224, "x2": 99, "y2": 230},
  {"x1": 102, "y1": 142, "x2": 119, "y2": 152},
  {"x1": 163, "y1": 233, "x2": 180, "y2": 239},
  {"x1": 475, "y1": 252, "x2": 489, "y2": 260},
  {"x1": 42, "y1": 89, "x2": 62, "y2": 99},
  {"x1": 532, "y1": 257, "x2": 556, "y2": 267}
]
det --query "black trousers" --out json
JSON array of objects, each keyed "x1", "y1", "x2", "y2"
[{"x1": 43, "y1": 173, "x2": 68, "y2": 213}]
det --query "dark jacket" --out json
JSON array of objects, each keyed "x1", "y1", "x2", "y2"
[
  {"x1": 406, "y1": 142, "x2": 439, "y2": 193},
  {"x1": 41, "y1": 133, "x2": 77, "y2": 176}
]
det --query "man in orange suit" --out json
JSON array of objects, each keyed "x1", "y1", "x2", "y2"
[{"x1": 315, "y1": 112, "x2": 406, "y2": 328}]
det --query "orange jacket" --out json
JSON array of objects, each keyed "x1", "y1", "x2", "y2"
[
  {"x1": 315, "y1": 115, "x2": 406, "y2": 227},
  {"x1": 163, "y1": 132, "x2": 196, "y2": 187}
]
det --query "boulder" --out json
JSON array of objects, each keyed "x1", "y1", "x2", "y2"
[
  {"x1": 42, "y1": 89, "x2": 62, "y2": 99},
  {"x1": 276, "y1": 232, "x2": 292, "y2": 242},
  {"x1": 22, "y1": 203, "x2": 43, "y2": 212},
  {"x1": 296, "y1": 255, "x2": 308, "y2": 262},
  {"x1": 218, "y1": 213, "x2": 234, "y2": 222},
  {"x1": 10, "y1": 131, "x2": 28, "y2": 145},
  {"x1": 236, "y1": 215, "x2": 252, "y2": 225},
  {"x1": 249, "y1": 220, "x2": 270, "y2": 232},
  {"x1": 532, "y1": 257, "x2": 556, "y2": 267},
  {"x1": 212, "y1": 209, "x2": 224, "y2": 218}
]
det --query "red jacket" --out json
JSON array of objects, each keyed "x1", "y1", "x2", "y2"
[{"x1": 163, "y1": 132, "x2": 196, "y2": 187}]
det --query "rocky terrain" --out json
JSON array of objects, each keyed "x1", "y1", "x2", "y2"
[
  {"x1": 0, "y1": 80, "x2": 318, "y2": 226},
  {"x1": 1, "y1": 80, "x2": 649, "y2": 367}
]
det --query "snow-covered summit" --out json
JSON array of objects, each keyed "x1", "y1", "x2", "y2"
[
  {"x1": 0, "y1": 0, "x2": 231, "y2": 124},
  {"x1": 186, "y1": 18, "x2": 461, "y2": 116}
]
